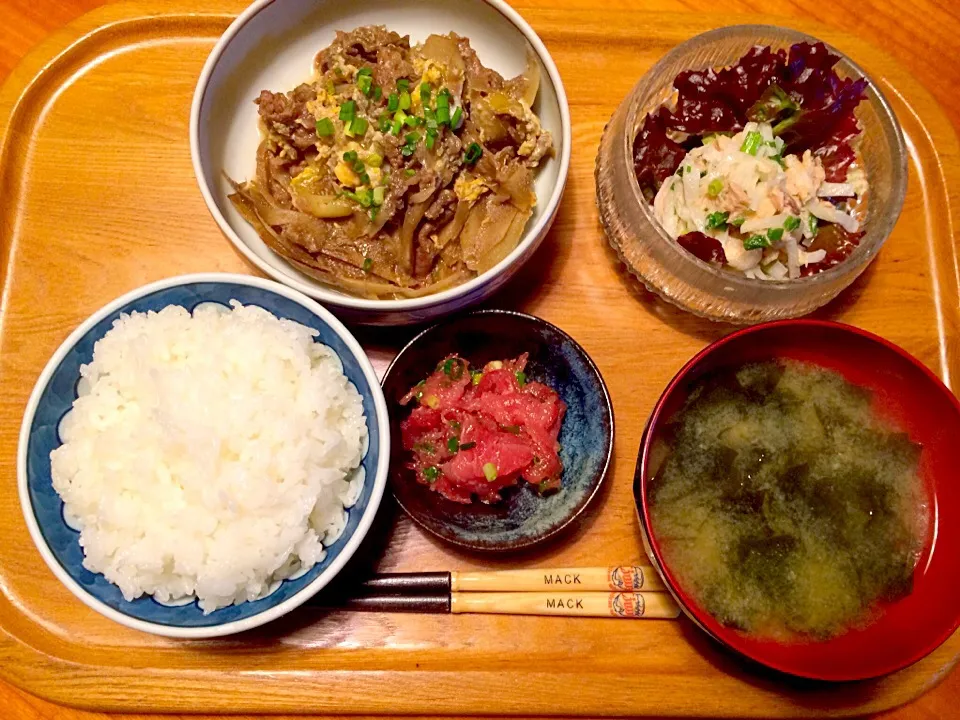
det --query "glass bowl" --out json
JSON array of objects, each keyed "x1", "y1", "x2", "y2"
[{"x1": 595, "y1": 25, "x2": 907, "y2": 324}]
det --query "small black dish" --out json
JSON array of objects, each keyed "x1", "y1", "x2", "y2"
[{"x1": 381, "y1": 309, "x2": 614, "y2": 552}]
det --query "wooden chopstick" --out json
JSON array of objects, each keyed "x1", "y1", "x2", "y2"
[
  {"x1": 357, "y1": 566, "x2": 665, "y2": 594},
  {"x1": 329, "y1": 591, "x2": 680, "y2": 619},
  {"x1": 315, "y1": 566, "x2": 678, "y2": 619},
  {"x1": 451, "y1": 566, "x2": 665, "y2": 593},
  {"x1": 450, "y1": 591, "x2": 679, "y2": 618}
]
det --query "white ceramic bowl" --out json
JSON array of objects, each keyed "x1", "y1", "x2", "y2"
[
  {"x1": 190, "y1": 0, "x2": 571, "y2": 325},
  {"x1": 18, "y1": 273, "x2": 390, "y2": 638}
]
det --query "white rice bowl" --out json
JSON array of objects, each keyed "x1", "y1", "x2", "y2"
[{"x1": 49, "y1": 300, "x2": 367, "y2": 613}]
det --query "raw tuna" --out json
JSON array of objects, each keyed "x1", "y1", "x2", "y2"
[{"x1": 400, "y1": 354, "x2": 566, "y2": 504}]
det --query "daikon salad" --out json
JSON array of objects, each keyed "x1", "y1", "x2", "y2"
[{"x1": 653, "y1": 122, "x2": 867, "y2": 280}]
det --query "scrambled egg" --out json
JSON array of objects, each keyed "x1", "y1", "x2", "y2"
[
  {"x1": 455, "y1": 174, "x2": 491, "y2": 204},
  {"x1": 335, "y1": 162, "x2": 361, "y2": 187},
  {"x1": 411, "y1": 59, "x2": 447, "y2": 108},
  {"x1": 516, "y1": 100, "x2": 544, "y2": 158},
  {"x1": 306, "y1": 87, "x2": 340, "y2": 122}
]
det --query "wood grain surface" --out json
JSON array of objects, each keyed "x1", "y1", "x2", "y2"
[{"x1": 1, "y1": 0, "x2": 959, "y2": 718}]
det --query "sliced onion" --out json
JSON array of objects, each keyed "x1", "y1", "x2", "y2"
[
  {"x1": 766, "y1": 261, "x2": 789, "y2": 280},
  {"x1": 817, "y1": 182, "x2": 856, "y2": 198},
  {"x1": 784, "y1": 234, "x2": 801, "y2": 279},
  {"x1": 807, "y1": 200, "x2": 860, "y2": 233},
  {"x1": 290, "y1": 190, "x2": 354, "y2": 219},
  {"x1": 399, "y1": 196, "x2": 432, "y2": 274},
  {"x1": 410, "y1": 181, "x2": 437, "y2": 204},
  {"x1": 740, "y1": 212, "x2": 793, "y2": 233},
  {"x1": 799, "y1": 249, "x2": 827, "y2": 265},
  {"x1": 518, "y1": 47, "x2": 541, "y2": 106}
]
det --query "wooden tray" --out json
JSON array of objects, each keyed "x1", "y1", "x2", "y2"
[{"x1": 1, "y1": 1, "x2": 958, "y2": 715}]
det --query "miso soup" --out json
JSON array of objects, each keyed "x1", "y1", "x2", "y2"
[{"x1": 648, "y1": 360, "x2": 929, "y2": 640}]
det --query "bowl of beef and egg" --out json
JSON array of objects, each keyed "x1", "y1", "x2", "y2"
[{"x1": 191, "y1": 0, "x2": 570, "y2": 325}]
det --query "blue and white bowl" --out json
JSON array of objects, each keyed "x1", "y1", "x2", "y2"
[{"x1": 17, "y1": 274, "x2": 389, "y2": 638}]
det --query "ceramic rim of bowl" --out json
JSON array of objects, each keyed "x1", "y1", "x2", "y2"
[
  {"x1": 188, "y1": 0, "x2": 572, "y2": 314},
  {"x1": 16, "y1": 273, "x2": 391, "y2": 638}
]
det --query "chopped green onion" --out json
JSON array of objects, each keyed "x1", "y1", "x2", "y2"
[
  {"x1": 356, "y1": 67, "x2": 373, "y2": 77},
  {"x1": 451, "y1": 106, "x2": 463, "y2": 128},
  {"x1": 744, "y1": 234, "x2": 772, "y2": 250},
  {"x1": 401, "y1": 132, "x2": 420, "y2": 157},
  {"x1": 343, "y1": 150, "x2": 358, "y2": 162},
  {"x1": 471, "y1": 370, "x2": 483, "y2": 385},
  {"x1": 436, "y1": 90, "x2": 450, "y2": 109},
  {"x1": 423, "y1": 466, "x2": 439, "y2": 482},
  {"x1": 378, "y1": 114, "x2": 391, "y2": 133},
  {"x1": 352, "y1": 159, "x2": 365, "y2": 172},
  {"x1": 369, "y1": 206, "x2": 379, "y2": 221},
  {"x1": 362, "y1": 257, "x2": 373, "y2": 272},
  {"x1": 483, "y1": 463, "x2": 498, "y2": 482},
  {"x1": 372, "y1": 186, "x2": 385, "y2": 206},
  {"x1": 366, "y1": 153, "x2": 383, "y2": 168},
  {"x1": 425, "y1": 132, "x2": 436, "y2": 150},
  {"x1": 391, "y1": 118, "x2": 403, "y2": 135},
  {"x1": 463, "y1": 142, "x2": 483, "y2": 165},
  {"x1": 387, "y1": 93, "x2": 400, "y2": 112},
  {"x1": 706, "y1": 211, "x2": 730, "y2": 230},
  {"x1": 405, "y1": 168, "x2": 416, "y2": 177},
  {"x1": 784, "y1": 215, "x2": 801, "y2": 232},
  {"x1": 334, "y1": 66, "x2": 343, "y2": 77},
  {"x1": 315, "y1": 118, "x2": 335, "y2": 136},
  {"x1": 707, "y1": 178, "x2": 724, "y2": 197},
  {"x1": 420, "y1": 83, "x2": 431, "y2": 102},
  {"x1": 767, "y1": 227, "x2": 784, "y2": 242},
  {"x1": 356, "y1": 188, "x2": 373, "y2": 208},
  {"x1": 349, "y1": 116, "x2": 368, "y2": 137},
  {"x1": 459, "y1": 441, "x2": 476, "y2": 451},
  {"x1": 404, "y1": 115, "x2": 419, "y2": 128},
  {"x1": 436, "y1": 105, "x2": 450, "y2": 125},
  {"x1": 339, "y1": 101, "x2": 355, "y2": 122},
  {"x1": 357, "y1": 74, "x2": 372, "y2": 96},
  {"x1": 808, "y1": 214, "x2": 819, "y2": 237},
  {"x1": 360, "y1": 172, "x2": 371, "y2": 186},
  {"x1": 730, "y1": 217, "x2": 746, "y2": 227},
  {"x1": 449, "y1": 420, "x2": 461, "y2": 430},
  {"x1": 740, "y1": 131, "x2": 763, "y2": 155},
  {"x1": 515, "y1": 371, "x2": 526, "y2": 387},
  {"x1": 398, "y1": 91, "x2": 412, "y2": 111},
  {"x1": 397, "y1": 78, "x2": 410, "y2": 92},
  {"x1": 447, "y1": 437, "x2": 459, "y2": 453},
  {"x1": 373, "y1": 86, "x2": 382, "y2": 102}
]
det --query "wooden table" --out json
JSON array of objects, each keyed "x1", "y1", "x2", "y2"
[{"x1": 1, "y1": 0, "x2": 958, "y2": 717}]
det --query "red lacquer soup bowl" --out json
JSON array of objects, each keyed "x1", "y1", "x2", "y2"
[{"x1": 635, "y1": 320, "x2": 960, "y2": 681}]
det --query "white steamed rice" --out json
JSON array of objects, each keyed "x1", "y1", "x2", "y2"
[{"x1": 49, "y1": 300, "x2": 367, "y2": 613}]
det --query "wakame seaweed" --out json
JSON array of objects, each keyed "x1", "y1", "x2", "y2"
[{"x1": 649, "y1": 359, "x2": 928, "y2": 640}]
